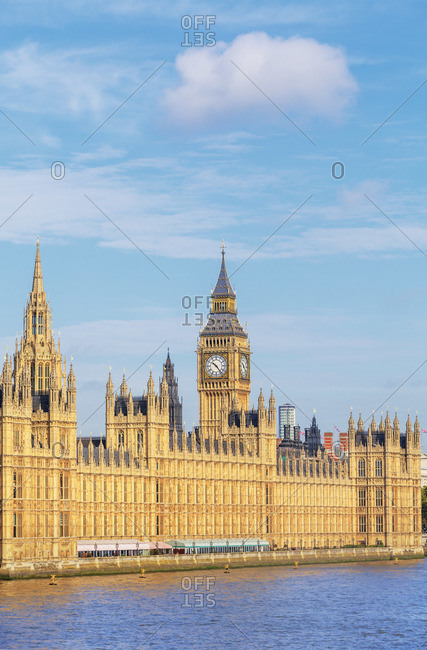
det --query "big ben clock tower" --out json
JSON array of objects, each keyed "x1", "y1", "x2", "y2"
[{"x1": 197, "y1": 243, "x2": 251, "y2": 437}]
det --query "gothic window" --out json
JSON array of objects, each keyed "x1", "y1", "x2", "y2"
[
  {"x1": 45, "y1": 475, "x2": 49, "y2": 499},
  {"x1": 137, "y1": 431, "x2": 143, "y2": 454},
  {"x1": 60, "y1": 513, "x2": 64, "y2": 537},
  {"x1": 13, "y1": 471, "x2": 17, "y2": 498},
  {"x1": 359, "y1": 515, "x2": 366, "y2": 533},
  {"x1": 31, "y1": 363, "x2": 35, "y2": 390},
  {"x1": 358, "y1": 460, "x2": 366, "y2": 477},
  {"x1": 38, "y1": 314, "x2": 43, "y2": 335},
  {"x1": 59, "y1": 473, "x2": 64, "y2": 499},
  {"x1": 32, "y1": 313, "x2": 36, "y2": 335},
  {"x1": 45, "y1": 364, "x2": 49, "y2": 390},
  {"x1": 375, "y1": 459, "x2": 383, "y2": 477},
  {"x1": 13, "y1": 430, "x2": 20, "y2": 450},
  {"x1": 358, "y1": 489, "x2": 366, "y2": 507},
  {"x1": 118, "y1": 431, "x2": 124, "y2": 446},
  {"x1": 376, "y1": 488, "x2": 383, "y2": 507},
  {"x1": 38, "y1": 365, "x2": 43, "y2": 391},
  {"x1": 392, "y1": 516, "x2": 395, "y2": 532},
  {"x1": 376, "y1": 515, "x2": 384, "y2": 533}
]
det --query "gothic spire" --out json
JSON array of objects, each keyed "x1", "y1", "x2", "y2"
[
  {"x1": 32, "y1": 237, "x2": 44, "y2": 294},
  {"x1": 212, "y1": 242, "x2": 235, "y2": 298}
]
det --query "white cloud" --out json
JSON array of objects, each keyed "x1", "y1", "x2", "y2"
[
  {"x1": 0, "y1": 42, "x2": 142, "y2": 115},
  {"x1": 164, "y1": 32, "x2": 358, "y2": 126}
]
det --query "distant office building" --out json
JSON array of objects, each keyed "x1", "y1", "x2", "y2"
[
  {"x1": 279, "y1": 404, "x2": 296, "y2": 437},
  {"x1": 421, "y1": 453, "x2": 427, "y2": 488}
]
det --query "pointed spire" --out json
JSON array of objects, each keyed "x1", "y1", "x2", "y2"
[
  {"x1": 32, "y1": 237, "x2": 44, "y2": 294},
  {"x1": 393, "y1": 410, "x2": 400, "y2": 434},
  {"x1": 414, "y1": 414, "x2": 420, "y2": 436},
  {"x1": 379, "y1": 413, "x2": 384, "y2": 432},
  {"x1": 212, "y1": 242, "x2": 235, "y2": 297},
  {"x1": 269, "y1": 387, "x2": 275, "y2": 411},
  {"x1": 348, "y1": 408, "x2": 355, "y2": 432},
  {"x1": 67, "y1": 362, "x2": 75, "y2": 390},
  {"x1": 120, "y1": 373, "x2": 128, "y2": 397},
  {"x1": 106, "y1": 369, "x2": 114, "y2": 395},
  {"x1": 258, "y1": 386, "x2": 265, "y2": 409},
  {"x1": 147, "y1": 369, "x2": 155, "y2": 395},
  {"x1": 406, "y1": 412, "x2": 412, "y2": 435},
  {"x1": 385, "y1": 410, "x2": 391, "y2": 428},
  {"x1": 357, "y1": 411, "x2": 363, "y2": 433}
]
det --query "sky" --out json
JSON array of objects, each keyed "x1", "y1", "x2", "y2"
[{"x1": 0, "y1": 0, "x2": 426, "y2": 450}]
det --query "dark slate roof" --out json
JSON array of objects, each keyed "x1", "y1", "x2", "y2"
[
  {"x1": 228, "y1": 410, "x2": 258, "y2": 428},
  {"x1": 115, "y1": 396, "x2": 147, "y2": 417},
  {"x1": 201, "y1": 312, "x2": 246, "y2": 337},
  {"x1": 212, "y1": 252, "x2": 235, "y2": 297}
]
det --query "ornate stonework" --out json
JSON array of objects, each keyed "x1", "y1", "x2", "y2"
[{"x1": 0, "y1": 243, "x2": 422, "y2": 564}]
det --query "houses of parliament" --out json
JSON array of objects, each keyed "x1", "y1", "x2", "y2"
[{"x1": 0, "y1": 241, "x2": 422, "y2": 565}]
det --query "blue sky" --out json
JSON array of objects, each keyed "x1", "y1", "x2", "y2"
[{"x1": 0, "y1": 0, "x2": 426, "y2": 450}]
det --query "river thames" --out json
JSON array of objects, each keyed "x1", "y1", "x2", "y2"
[{"x1": 0, "y1": 560, "x2": 425, "y2": 649}]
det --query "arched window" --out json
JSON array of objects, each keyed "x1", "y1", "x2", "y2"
[
  {"x1": 358, "y1": 459, "x2": 365, "y2": 477},
  {"x1": 38, "y1": 365, "x2": 43, "y2": 391},
  {"x1": 375, "y1": 459, "x2": 383, "y2": 477},
  {"x1": 32, "y1": 313, "x2": 36, "y2": 335},
  {"x1": 31, "y1": 363, "x2": 35, "y2": 390},
  {"x1": 45, "y1": 364, "x2": 50, "y2": 390},
  {"x1": 137, "y1": 431, "x2": 143, "y2": 454},
  {"x1": 118, "y1": 431, "x2": 124, "y2": 446},
  {"x1": 38, "y1": 314, "x2": 43, "y2": 335}
]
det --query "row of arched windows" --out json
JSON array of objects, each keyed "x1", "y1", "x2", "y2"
[
  {"x1": 30, "y1": 363, "x2": 50, "y2": 391},
  {"x1": 358, "y1": 458, "x2": 383, "y2": 478},
  {"x1": 31, "y1": 313, "x2": 44, "y2": 336}
]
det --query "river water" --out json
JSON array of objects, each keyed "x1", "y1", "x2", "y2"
[{"x1": 0, "y1": 560, "x2": 425, "y2": 649}]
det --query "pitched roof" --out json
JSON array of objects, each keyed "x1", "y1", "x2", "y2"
[{"x1": 212, "y1": 248, "x2": 235, "y2": 297}]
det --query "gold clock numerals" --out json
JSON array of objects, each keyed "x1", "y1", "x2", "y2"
[{"x1": 205, "y1": 354, "x2": 227, "y2": 378}]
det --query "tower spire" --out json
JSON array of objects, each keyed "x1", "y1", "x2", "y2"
[
  {"x1": 32, "y1": 237, "x2": 44, "y2": 294},
  {"x1": 212, "y1": 241, "x2": 235, "y2": 298}
]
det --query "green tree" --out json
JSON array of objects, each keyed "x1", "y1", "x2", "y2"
[{"x1": 422, "y1": 486, "x2": 427, "y2": 525}]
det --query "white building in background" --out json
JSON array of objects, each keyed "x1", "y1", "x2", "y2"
[
  {"x1": 278, "y1": 404, "x2": 296, "y2": 437},
  {"x1": 421, "y1": 453, "x2": 427, "y2": 487}
]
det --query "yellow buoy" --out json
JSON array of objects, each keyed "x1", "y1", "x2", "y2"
[
  {"x1": 49, "y1": 574, "x2": 57, "y2": 585},
  {"x1": 394, "y1": 557, "x2": 398, "y2": 565},
  {"x1": 294, "y1": 562, "x2": 298, "y2": 569},
  {"x1": 140, "y1": 569, "x2": 146, "y2": 578},
  {"x1": 224, "y1": 564, "x2": 230, "y2": 574}
]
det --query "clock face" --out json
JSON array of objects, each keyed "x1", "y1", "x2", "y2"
[
  {"x1": 205, "y1": 354, "x2": 227, "y2": 378},
  {"x1": 240, "y1": 354, "x2": 248, "y2": 379}
]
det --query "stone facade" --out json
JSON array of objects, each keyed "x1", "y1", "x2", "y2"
[{"x1": 0, "y1": 242, "x2": 422, "y2": 565}]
